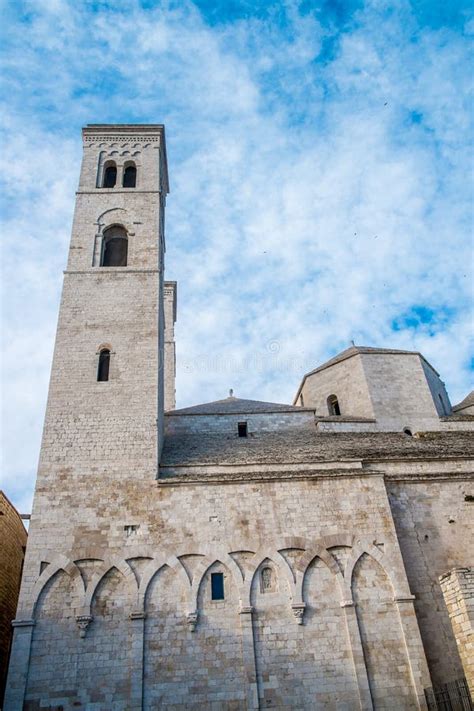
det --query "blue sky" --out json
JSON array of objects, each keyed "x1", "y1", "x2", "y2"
[{"x1": 1, "y1": 0, "x2": 473, "y2": 512}]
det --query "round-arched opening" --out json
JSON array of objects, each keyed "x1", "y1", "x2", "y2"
[
  {"x1": 102, "y1": 161, "x2": 117, "y2": 188},
  {"x1": 123, "y1": 163, "x2": 137, "y2": 188},
  {"x1": 101, "y1": 225, "x2": 128, "y2": 267},
  {"x1": 97, "y1": 349, "x2": 110, "y2": 382},
  {"x1": 327, "y1": 394, "x2": 341, "y2": 416},
  {"x1": 403, "y1": 428, "x2": 413, "y2": 436}
]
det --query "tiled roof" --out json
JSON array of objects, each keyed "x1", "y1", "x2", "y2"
[
  {"x1": 168, "y1": 396, "x2": 305, "y2": 416},
  {"x1": 160, "y1": 430, "x2": 474, "y2": 467}
]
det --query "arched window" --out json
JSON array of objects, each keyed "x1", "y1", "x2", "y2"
[
  {"x1": 101, "y1": 225, "x2": 128, "y2": 267},
  {"x1": 403, "y1": 427, "x2": 413, "y2": 436},
  {"x1": 97, "y1": 349, "x2": 110, "y2": 382},
  {"x1": 102, "y1": 162, "x2": 117, "y2": 188},
  {"x1": 327, "y1": 394, "x2": 341, "y2": 416},
  {"x1": 123, "y1": 163, "x2": 137, "y2": 188}
]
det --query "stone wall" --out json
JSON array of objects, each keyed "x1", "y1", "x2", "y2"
[
  {"x1": 164, "y1": 281, "x2": 177, "y2": 411},
  {"x1": 297, "y1": 350, "x2": 450, "y2": 432},
  {"x1": 420, "y1": 359, "x2": 452, "y2": 416},
  {"x1": 6, "y1": 467, "x2": 437, "y2": 709},
  {"x1": 5, "y1": 124, "x2": 474, "y2": 710},
  {"x1": 299, "y1": 353, "x2": 374, "y2": 419},
  {"x1": 387, "y1": 478, "x2": 473, "y2": 686},
  {"x1": 166, "y1": 410, "x2": 315, "y2": 435},
  {"x1": 439, "y1": 567, "x2": 474, "y2": 696},
  {"x1": 0, "y1": 492, "x2": 27, "y2": 706}
]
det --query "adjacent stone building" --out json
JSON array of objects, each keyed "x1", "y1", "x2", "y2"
[
  {"x1": 4, "y1": 124, "x2": 474, "y2": 710},
  {"x1": 0, "y1": 492, "x2": 27, "y2": 707}
]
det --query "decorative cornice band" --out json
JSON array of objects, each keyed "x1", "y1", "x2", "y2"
[
  {"x1": 157, "y1": 466, "x2": 382, "y2": 486},
  {"x1": 76, "y1": 190, "x2": 161, "y2": 195},
  {"x1": 64, "y1": 269, "x2": 160, "y2": 275}
]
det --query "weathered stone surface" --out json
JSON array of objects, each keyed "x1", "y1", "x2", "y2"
[
  {"x1": 4, "y1": 124, "x2": 474, "y2": 711},
  {"x1": 0, "y1": 492, "x2": 27, "y2": 706},
  {"x1": 439, "y1": 568, "x2": 474, "y2": 696}
]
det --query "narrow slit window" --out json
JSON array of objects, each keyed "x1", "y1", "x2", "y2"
[
  {"x1": 299, "y1": 393, "x2": 304, "y2": 407},
  {"x1": 238, "y1": 421, "x2": 248, "y2": 437},
  {"x1": 327, "y1": 394, "x2": 341, "y2": 416},
  {"x1": 211, "y1": 572, "x2": 224, "y2": 600},
  {"x1": 102, "y1": 163, "x2": 117, "y2": 188},
  {"x1": 123, "y1": 164, "x2": 137, "y2": 188},
  {"x1": 97, "y1": 349, "x2": 110, "y2": 382}
]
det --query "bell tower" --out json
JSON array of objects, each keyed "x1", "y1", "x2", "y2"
[
  {"x1": 5, "y1": 125, "x2": 172, "y2": 709},
  {"x1": 49, "y1": 124, "x2": 169, "y2": 475}
]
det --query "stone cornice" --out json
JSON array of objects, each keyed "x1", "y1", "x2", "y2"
[
  {"x1": 64, "y1": 268, "x2": 160, "y2": 275},
  {"x1": 83, "y1": 124, "x2": 165, "y2": 135},
  {"x1": 157, "y1": 457, "x2": 473, "y2": 486},
  {"x1": 384, "y1": 471, "x2": 474, "y2": 482},
  {"x1": 76, "y1": 190, "x2": 161, "y2": 195},
  {"x1": 158, "y1": 463, "x2": 380, "y2": 486}
]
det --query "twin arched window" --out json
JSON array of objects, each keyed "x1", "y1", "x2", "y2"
[
  {"x1": 123, "y1": 163, "x2": 136, "y2": 188},
  {"x1": 101, "y1": 225, "x2": 128, "y2": 267},
  {"x1": 327, "y1": 394, "x2": 341, "y2": 416},
  {"x1": 102, "y1": 162, "x2": 117, "y2": 188},
  {"x1": 101, "y1": 161, "x2": 137, "y2": 188}
]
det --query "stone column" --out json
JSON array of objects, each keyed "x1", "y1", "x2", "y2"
[
  {"x1": 394, "y1": 596, "x2": 431, "y2": 710},
  {"x1": 116, "y1": 163, "x2": 124, "y2": 188},
  {"x1": 3, "y1": 619, "x2": 35, "y2": 710},
  {"x1": 439, "y1": 568, "x2": 474, "y2": 697},
  {"x1": 341, "y1": 601, "x2": 373, "y2": 710},
  {"x1": 239, "y1": 606, "x2": 259, "y2": 710},
  {"x1": 130, "y1": 611, "x2": 146, "y2": 711}
]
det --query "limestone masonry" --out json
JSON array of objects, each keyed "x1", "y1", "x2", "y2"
[
  {"x1": 0, "y1": 492, "x2": 27, "y2": 708},
  {"x1": 4, "y1": 125, "x2": 474, "y2": 711}
]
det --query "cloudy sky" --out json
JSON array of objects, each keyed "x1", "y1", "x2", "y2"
[{"x1": 1, "y1": 0, "x2": 473, "y2": 512}]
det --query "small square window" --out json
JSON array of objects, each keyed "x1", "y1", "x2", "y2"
[
  {"x1": 238, "y1": 422, "x2": 248, "y2": 437},
  {"x1": 124, "y1": 524, "x2": 139, "y2": 537},
  {"x1": 211, "y1": 572, "x2": 224, "y2": 600}
]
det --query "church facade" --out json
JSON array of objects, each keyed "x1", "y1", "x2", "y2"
[{"x1": 5, "y1": 124, "x2": 474, "y2": 710}]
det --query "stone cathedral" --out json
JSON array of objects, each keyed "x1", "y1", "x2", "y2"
[{"x1": 5, "y1": 124, "x2": 474, "y2": 711}]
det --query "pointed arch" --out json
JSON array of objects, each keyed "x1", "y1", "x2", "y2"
[
  {"x1": 140, "y1": 556, "x2": 192, "y2": 614},
  {"x1": 242, "y1": 549, "x2": 295, "y2": 607},
  {"x1": 299, "y1": 547, "x2": 345, "y2": 605},
  {"x1": 84, "y1": 558, "x2": 138, "y2": 615},
  {"x1": 31, "y1": 556, "x2": 84, "y2": 617},
  {"x1": 345, "y1": 541, "x2": 388, "y2": 602},
  {"x1": 191, "y1": 554, "x2": 243, "y2": 612}
]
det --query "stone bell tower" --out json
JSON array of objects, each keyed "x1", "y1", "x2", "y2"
[
  {"x1": 46, "y1": 123, "x2": 170, "y2": 473},
  {"x1": 5, "y1": 125, "x2": 171, "y2": 708}
]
